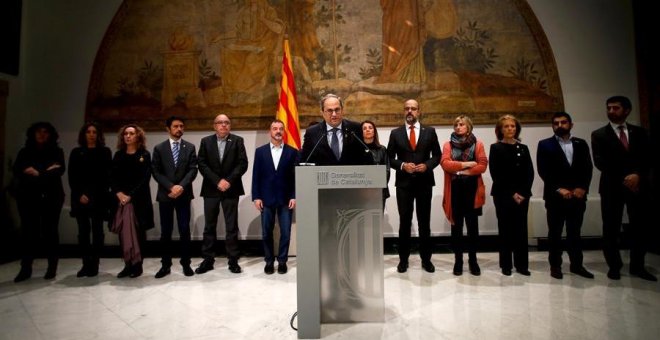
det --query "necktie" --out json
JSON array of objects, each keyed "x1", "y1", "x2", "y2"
[
  {"x1": 331, "y1": 128, "x2": 341, "y2": 160},
  {"x1": 409, "y1": 125, "x2": 416, "y2": 151},
  {"x1": 618, "y1": 125, "x2": 628, "y2": 150},
  {"x1": 172, "y1": 141, "x2": 179, "y2": 167}
]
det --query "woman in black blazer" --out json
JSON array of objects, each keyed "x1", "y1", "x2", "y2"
[
  {"x1": 69, "y1": 122, "x2": 112, "y2": 277},
  {"x1": 110, "y1": 124, "x2": 154, "y2": 278},
  {"x1": 489, "y1": 114, "x2": 534, "y2": 276}
]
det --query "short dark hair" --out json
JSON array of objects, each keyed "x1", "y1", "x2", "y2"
[
  {"x1": 606, "y1": 95, "x2": 632, "y2": 110},
  {"x1": 551, "y1": 111, "x2": 572, "y2": 124},
  {"x1": 166, "y1": 115, "x2": 185, "y2": 128}
]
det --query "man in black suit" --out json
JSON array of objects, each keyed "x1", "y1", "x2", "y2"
[
  {"x1": 387, "y1": 99, "x2": 441, "y2": 273},
  {"x1": 300, "y1": 93, "x2": 373, "y2": 166},
  {"x1": 196, "y1": 114, "x2": 248, "y2": 274},
  {"x1": 537, "y1": 112, "x2": 594, "y2": 280},
  {"x1": 151, "y1": 116, "x2": 198, "y2": 278},
  {"x1": 252, "y1": 119, "x2": 299, "y2": 275},
  {"x1": 591, "y1": 95, "x2": 656, "y2": 281}
]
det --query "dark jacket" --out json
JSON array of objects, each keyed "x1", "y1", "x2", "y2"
[
  {"x1": 537, "y1": 136, "x2": 592, "y2": 201},
  {"x1": 301, "y1": 119, "x2": 374, "y2": 166},
  {"x1": 110, "y1": 149, "x2": 154, "y2": 230},
  {"x1": 152, "y1": 139, "x2": 198, "y2": 202},
  {"x1": 68, "y1": 146, "x2": 112, "y2": 217},
  {"x1": 198, "y1": 133, "x2": 248, "y2": 198}
]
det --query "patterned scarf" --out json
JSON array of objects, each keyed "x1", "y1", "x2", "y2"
[{"x1": 450, "y1": 132, "x2": 476, "y2": 161}]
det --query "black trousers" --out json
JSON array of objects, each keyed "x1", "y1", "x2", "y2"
[
  {"x1": 17, "y1": 195, "x2": 63, "y2": 269},
  {"x1": 493, "y1": 195, "x2": 529, "y2": 271},
  {"x1": 396, "y1": 186, "x2": 432, "y2": 263},
  {"x1": 158, "y1": 199, "x2": 192, "y2": 266},
  {"x1": 545, "y1": 197, "x2": 586, "y2": 269}
]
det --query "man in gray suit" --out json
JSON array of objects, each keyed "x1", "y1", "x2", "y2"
[
  {"x1": 152, "y1": 116, "x2": 198, "y2": 278},
  {"x1": 196, "y1": 113, "x2": 248, "y2": 274}
]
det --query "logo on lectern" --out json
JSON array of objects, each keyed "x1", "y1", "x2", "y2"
[{"x1": 317, "y1": 171, "x2": 329, "y2": 185}]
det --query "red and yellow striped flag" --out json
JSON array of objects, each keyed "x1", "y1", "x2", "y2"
[{"x1": 276, "y1": 38, "x2": 301, "y2": 150}]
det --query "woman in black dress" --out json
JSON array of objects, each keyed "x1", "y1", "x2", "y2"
[
  {"x1": 110, "y1": 124, "x2": 154, "y2": 278},
  {"x1": 13, "y1": 122, "x2": 65, "y2": 282},
  {"x1": 68, "y1": 122, "x2": 112, "y2": 277},
  {"x1": 489, "y1": 114, "x2": 534, "y2": 276}
]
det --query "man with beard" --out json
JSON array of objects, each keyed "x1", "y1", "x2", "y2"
[
  {"x1": 537, "y1": 112, "x2": 594, "y2": 280},
  {"x1": 387, "y1": 99, "x2": 441, "y2": 273},
  {"x1": 252, "y1": 119, "x2": 299, "y2": 274},
  {"x1": 152, "y1": 116, "x2": 198, "y2": 278}
]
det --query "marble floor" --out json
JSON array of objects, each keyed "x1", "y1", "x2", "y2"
[{"x1": 0, "y1": 251, "x2": 659, "y2": 340}]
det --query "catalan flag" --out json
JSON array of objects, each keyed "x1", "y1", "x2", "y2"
[{"x1": 275, "y1": 38, "x2": 301, "y2": 150}]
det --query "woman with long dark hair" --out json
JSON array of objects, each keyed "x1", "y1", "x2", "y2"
[
  {"x1": 361, "y1": 120, "x2": 390, "y2": 209},
  {"x1": 68, "y1": 122, "x2": 112, "y2": 277},
  {"x1": 13, "y1": 122, "x2": 65, "y2": 282}
]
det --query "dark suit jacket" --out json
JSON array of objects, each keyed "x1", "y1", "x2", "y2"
[
  {"x1": 152, "y1": 139, "x2": 198, "y2": 202},
  {"x1": 198, "y1": 133, "x2": 248, "y2": 198},
  {"x1": 251, "y1": 143, "x2": 299, "y2": 206},
  {"x1": 537, "y1": 135, "x2": 593, "y2": 201},
  {"x1": 386, "y1": 124, "x2": 441, "y2": 189},
  {"x1": 591, "y1": 123, "x2": 650, "y2": 195},
  {"x1": 300, "y1": 119, "x2": 374, "y2": 166}
]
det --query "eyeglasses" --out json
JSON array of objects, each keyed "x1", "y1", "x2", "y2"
[
  {"x1": 323, "y1": 108, "x2": 342, "y2": 115},
  {"x1": 404, "y1": 106, "x2": 419, "y2": 112},
  {"x1": 214, "y1": 120, "x2": 231, "y2": 125}
]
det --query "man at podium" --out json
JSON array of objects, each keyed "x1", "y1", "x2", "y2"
[{"x1": 300, "y1": 93, "x2": 374, "y2": 166}]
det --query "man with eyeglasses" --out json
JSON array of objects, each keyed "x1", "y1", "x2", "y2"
[
  {"x1": 387, "y1": 99, "x2": 441, "y2": 273},
  {"x1": 196, "y1": 113, "x2": 248, "y2": 274},
  {"x1": 300, "y1": 93, "x2": 374, "y2": 166}
]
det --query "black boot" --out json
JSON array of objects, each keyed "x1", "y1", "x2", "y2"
[
  {"x1": 14, "y1": 266, "x2": 32, "y2": 283},
  {"x1": 453, "y1": 253, "x2": 463, "y2": 276},
  {"x1": 468, "y1": 253, "x2": 481, "y2": 276},
  {"x1": 117, "y1": 261, "x2": 132, "y2": 278},
  {"x1": 77, "y1": 257, "x2": 90, "y2": 278},
  {"x1": 130, "y1": 261, "x2": 143, "y2": 278},
  {"x1": 87, "y1": 257, "x2": 99, "y2": 277},
  {"x1": 44, "y1": 258, "x2": 58, "y2": 280}
]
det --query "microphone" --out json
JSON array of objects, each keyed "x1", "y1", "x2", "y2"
[
  {"x1": 348, "y1": 129, "x2": 372, "y2": 154},
  {"x1": 299, "y1": 130, "x2": 326, "y2": 166}
]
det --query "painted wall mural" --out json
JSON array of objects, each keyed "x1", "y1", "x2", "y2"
[{"x1": 86, "y1": 0, "x2": 563, "y2": 131}]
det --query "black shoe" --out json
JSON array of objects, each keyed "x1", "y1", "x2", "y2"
[
  {"x1": 453, "y1": 262, "x2": 463, "y2": 276},
  {"x1": 502, "y1": 268, "x2": 512, "y2": 276},
  {"x1": 397, "y1": 261, "x2": 408, "y2": 273},
  {"x1": 570, "y1": 266, "x2": 594, "y2": 279},
  {"x1": 517, "y1": 269, "x2": 531, "y2": 276},
  {"x1": 117, "y1": 264, "x2": 132, "y2": 278},
  {"x1": 86, "y1": 265, "x2": 99, "y2": 277},
  {"x1": 182, "y1": 265, "x2": 194, "y2": 277},
  {"x1": 630, "y1": 268, "x2": 658, "y2": 282},
  {"x1": 468, "y1": 261, "x2": 481, "y2": 276},
  {"x1": 228, "y1": 262, "x2": 242, "y2": 274},
  {"x1": 607, "y1": 269, "x2": 621, "y2": 280},
  {"x1": 14, "y1": 267, "x2": 32, "y2": 283},
  {"x1": 44, "y1": 268, "x2": 57, "y2": 280},
  {"x1": 264, "y1": 263, "x2": 275, "y2": 275},
  {"x1": 550, "y1": 267, "x2": 563, "y2": 279},
  {"x1": 195, "y1": 260, "x2": 214, "y2": 274},
  {"x1": 277, "y1": 263, "x2": 288, "y2": 274},
  {"x1": 155, "y1": 266, "x2": 171, "y2": 279},
  {"x1": 129, "y1": 263, "x2": 143, "y2": 278},
  {"x1": 422, "y1": 261, "x2": 435, "y2": 273},
  {"x1": 77, "y1": 265, "x2": 89, "y2": 278}
]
